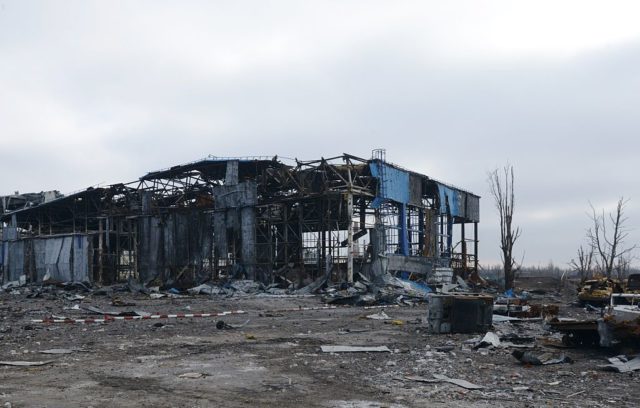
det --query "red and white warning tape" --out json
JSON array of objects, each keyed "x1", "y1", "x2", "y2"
[
  {"x1": 31, "y1": 310, "x2": 247, "y2": 324},
  {"x1": 264, "y1": 305, "x2": 339, "y2": 313},
  {"x1": 264, "y1": 304, "x2": 402, "y2": 314},
  {"x1": 32, "y1": 303, "x2": 405, "y2": 324},
  {"x1": 362, "y1": 304, "x2": 401, "y2": 310}
]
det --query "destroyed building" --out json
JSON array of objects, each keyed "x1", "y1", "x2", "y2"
[
  {"x1": 0, "y1": 151, "x2": 479, "y2": 287},
  {"x1": 1, "y1": 190, "x2": 63, "y2": 213}
]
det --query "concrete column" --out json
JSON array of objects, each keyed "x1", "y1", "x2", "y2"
[
  {"x1": 213, "y1": 212, "x2": 228, "y2": 271},
  {"x1": 347, "y1": 192, "x2": 354, "y2": 283},
  {"x1": 240, "y1": 207, "x2": 256, "y2": 280},
  {"x1": 98, "y1": 219, "x2": 103, "y2": 284}
]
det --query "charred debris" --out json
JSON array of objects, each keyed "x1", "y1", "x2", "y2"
[{"x1": 0, "y1": 151, "x2": 480, "y2": 299}]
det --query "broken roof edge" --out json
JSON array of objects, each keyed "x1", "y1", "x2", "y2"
[
  {"x1": 1, "y1": 153, "x2": 479, "y2": 221},
  {"x1": 370, "y1": 158, "x2": 480, "y2": 199},
  {"x1": 141, "y1": 153, "x2": 478, "y2": 197},
  {"x1": 290, "y1": 153, "x2": 478, "y2": 198},
  {"x1": 139, "y1": 155, "x2": 290, "y2": 181},
  {"x1": 0, "y1": 184, "x2": 138, "y2": 222},
  {"x1": 0, "y1": 187, "x2": 102, "y2": 221},
  {"x1": 430, "y1": 177, "x2": 480, "y2": 199}
]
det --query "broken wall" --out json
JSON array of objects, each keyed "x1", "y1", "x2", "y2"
[
  {"x1": 3, "y1": 240, "x2": 25, "y2": 281},
  {"x1": 33, "y1": 235, "x2": 91, "y2": 282},
  {"x1": 212, "y1": 181, "x2": 257, "y2": 279},
  {"x1": 2, "y1": 234, "x2": 91, "y2": 283},
  {"x1": 137, "y1": 211, "x2": 213, "y2": 284}
]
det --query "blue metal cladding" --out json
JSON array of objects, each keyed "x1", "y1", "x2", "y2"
[
  {"x1": 369, "y1": 162, "x2": 411, "y2": 256},
  {"x1": 437, "y1": 184, "x2": 479, "y2": 222},
  {"x1": 371, "y1": 162, "x2": 479, "y2": 223},
  {"x1": 369, "y1": 161, "x2": 479, "y2": 257},
  {"x1": 369, "y1": 162, "x2": 410, "y2": 207},
  {"x1": 437, "y1": 184, "x2": 463, "y2": 217}
]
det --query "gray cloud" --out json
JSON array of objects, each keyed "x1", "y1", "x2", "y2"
[{"x1": 1, "y1": 1, "x2": 639, "y2": 266}]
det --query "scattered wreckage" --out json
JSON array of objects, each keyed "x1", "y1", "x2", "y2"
[
  {"x1": 550, "y1": 293, "x2": 640, "y2": 348},
  {"x1": 6, "y1": 249, "x2": 640, "y2": 383},
  {"x1": 550, "y1": 275, "x2": 640, "y2": 348},
  {"x1": 577, "y1": 277, "x2": 624, "y2": 306}
]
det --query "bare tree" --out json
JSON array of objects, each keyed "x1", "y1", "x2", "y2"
[
  {"x1": 488, "y1": 165, "x2": 522, "y2": 290},
  {"x1": 569, "y1": 244, "x2": 593, "y2": 281},
  {"x1": 586, "y1": 197, "x2": 637, "y2": 278},
  {"x1": 614, "y1": 254, "x2": 635, "y2": 281}
]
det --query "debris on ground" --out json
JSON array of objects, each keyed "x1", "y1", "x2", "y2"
[
  {"x1": 178, "y1": 372, "x2": 208, "y2": 379},
  {"x1": 473, "y1": 332, "x2": 501, "y2": 349},
  {"x1": 320, "y1": 345, "x2": 391, "y2": 353},
  {"x1": 0, "y1": 273, "x2": 637, "y2": 406},
  {"x1": 0, "y1": 360, "x2": 54, "y2": 367},
  {"x1": 432, "y1": 374, "x2": 484, "y2": 390},
  {"x1": 511, "y1": 350, "x2": 573, "y2": 365},
  {"x1": 38, "y1": 348, "x2": 81, "y2": 355},
  {"x1": 365, "y1": 311, "x2": 391, "y2": 320},
  {"x1": 405, "y1": 374, "x2": 484, "y2": 390},
  {"x1": 216, "y1": 319, "x2": 251, "y2": 330},
  {"x1": 111, "y1": 298, "x2": 136, "y2": 307},
  {"x1": 599, "y1": 356, "x2": 640, "y2": 373}
]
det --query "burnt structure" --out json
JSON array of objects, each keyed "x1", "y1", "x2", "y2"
[
  {"x1": 1, "y1": 191, "x2": 63, "y2": 213},
  {"x1": 0, "y1": 151, "x2": 480, "y2": 286}
]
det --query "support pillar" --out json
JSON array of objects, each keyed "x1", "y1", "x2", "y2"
[
  {"x1": 474, "y1": 222, "x2": 479, "y2": 272},
  {"x1": 461, "y1": 223, "x2": 467, "y2": 270},
  {"x1": 347, "y1": 192, "x2": 354, "y2": 283},
  {"x1": 446, "y1": 217, "x2": 453, "y2": 257},
  {"x1": 418, "y1": 208, "x2": 425, "y2": 255},
  {"x1": 398, "y1": 203, "x2": 409, "y2": 256},
  {"x1": 98, "y1": 219, "x2": 103, "y2": 284}
]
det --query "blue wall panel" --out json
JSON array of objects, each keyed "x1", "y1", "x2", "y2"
[{"x1": 369, "y1": 162, "x2": 410, "y2": 206}]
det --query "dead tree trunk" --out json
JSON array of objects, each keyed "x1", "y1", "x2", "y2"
[{"x1": 488, "y1": 165, "x2": 521, "y2": 290}]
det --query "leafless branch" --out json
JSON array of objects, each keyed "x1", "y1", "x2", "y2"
[
  {"x1": 584, "y1": 197, "x2": 637, "y2": 278},
  {"x1": 487, "y1": 164, "x2": 522, "y2": 290}
]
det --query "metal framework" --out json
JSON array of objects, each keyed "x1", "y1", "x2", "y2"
[{"x1": 0, "y1": 151, "x2": 480, "y2": 286}]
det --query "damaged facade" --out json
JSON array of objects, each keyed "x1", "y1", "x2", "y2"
[{"x1": 0, "y1": 151, "x2": 479, "y2": 287}]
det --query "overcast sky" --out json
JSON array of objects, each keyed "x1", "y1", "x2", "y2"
[{"x1": 1, "y1": 1, "x2": 638, "y2": 267}]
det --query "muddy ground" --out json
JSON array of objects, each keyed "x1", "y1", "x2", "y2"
[{"x1": 0, "y1": 281, "x2": 638, "y2": 407}]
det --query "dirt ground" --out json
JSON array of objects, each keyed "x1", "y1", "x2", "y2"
[{"x1": 0, "y1": 282, "x2": 638, "y2": 408}]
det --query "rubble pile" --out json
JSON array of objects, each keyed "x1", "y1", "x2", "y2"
[{"x1": 0, "y1": 271, "x2": 639, "y2": 406}]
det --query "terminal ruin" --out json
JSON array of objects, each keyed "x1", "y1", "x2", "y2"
[{"x1": 0, "y1": 151, "x2": 479, "y2": 288}]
